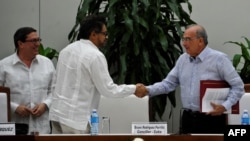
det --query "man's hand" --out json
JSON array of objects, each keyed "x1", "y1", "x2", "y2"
[
  {"x1": 206, "y1": 102, "x2": 226, "y2": 116},
  {"x1": 134, "y1": 83, "x2": 148, "y2": 98},
  {"x1": 31, "y1": 103, "x2": 47, "y2": 117},
  {"x1": 15, "y1": 105, "x2": 32, "y2": 117}
]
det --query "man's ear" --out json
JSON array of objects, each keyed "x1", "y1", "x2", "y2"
[
  {"x1": 89, "y1": 31, "x2": 98, "y2": 44},
  {"x1": 17, "y1": 40, "x2": 24, "y2": 49},
  {"x1": 90, "y1": 31, "x2": 97, "y2": 37}
]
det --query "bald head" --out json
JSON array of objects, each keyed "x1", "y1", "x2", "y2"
[{"x1": 185, "y1": 24, "x2": 208, "y2": 45}]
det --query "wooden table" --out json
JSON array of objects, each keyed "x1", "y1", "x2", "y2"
[{"x1": 0, "y1": 134, "x2": 224, "y2": 141}]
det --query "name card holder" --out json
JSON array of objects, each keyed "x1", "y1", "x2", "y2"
[
  {"x1": 131, "y1": 122, "x2": 167, "y2": 135},
  {"x1": 0, "y1": 123, "x2": 16, "y2": 135}
]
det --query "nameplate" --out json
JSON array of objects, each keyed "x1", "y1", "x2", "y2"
[
  {"x1": 0, "y1": 123, "x2": 16, "y2": 135},
  {"x1": 131, "y1": 122, "x2": 167, "y2": 135}
]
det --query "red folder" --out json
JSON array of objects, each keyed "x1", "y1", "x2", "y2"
[{"x1": 200, "y1": 80, "x2": 239, "y2": 114}]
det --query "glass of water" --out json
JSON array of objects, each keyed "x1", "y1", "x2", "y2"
[{"x1": 101, "y1": 116, "x2": 110, "y2": 134}]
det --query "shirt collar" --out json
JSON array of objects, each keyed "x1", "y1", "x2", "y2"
[
  {"x1": 12, "y1": 52, "x2": 38, "y2": 65},
  {"x1": 12, "y1": 53, "x2": 22, "y2": 65},
  {"x1": 189, "y1": 46, "x2": 210, "y2": 62},
  {"x1": 198, "y1": 46, "x2": 210, "y2": 62},
  {"x1": 189, "y1": 56, "x2": 195, "y2": 62},
  {"x1": 80, "y1": 39, "x2": 99, "y2": 50}
]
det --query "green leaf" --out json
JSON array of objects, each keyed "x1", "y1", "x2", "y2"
[
  {"x1": 226, "y1": 37, "x2": 250, "y2": 83},
  {"x1": 232, "y1": 54, "x2": 241, "y2": 69},
  {"x1": 38, "y1": 44, "x2": 59, "y2": 60}
]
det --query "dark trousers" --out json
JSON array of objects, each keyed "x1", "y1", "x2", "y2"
[{"x1": 180, "y1": 109, "x2": 227, "y2": 134}]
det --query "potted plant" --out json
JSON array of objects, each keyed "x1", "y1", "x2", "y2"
[
  {"x1": 68, "y1": 0, "x2": 196, "y2": 122},
  {"x1": 225, "y1": 36, "x2": 250, "y2": 84},
  {"x1": 38, "y1": 43, "x2": 59, "y2": 60}
]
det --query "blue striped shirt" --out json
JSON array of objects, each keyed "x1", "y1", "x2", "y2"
[{"x1": 147, "y1": 46, "x2": 244, "y2": 111}]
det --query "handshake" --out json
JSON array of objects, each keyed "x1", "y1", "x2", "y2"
[{"x1": 134, "y1": 83, "x2": 148, "y2": 98}]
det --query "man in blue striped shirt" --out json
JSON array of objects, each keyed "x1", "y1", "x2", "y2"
[{"x1": 145, "y1": 24, "x2": 244, "y2": 134}]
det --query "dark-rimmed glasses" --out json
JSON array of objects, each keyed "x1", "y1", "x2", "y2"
[
  {"x1": 25, "y1": 38, "x2": 42, "y2": 43},
  {"x1": 98, "y1": 32, "x2": 108, "y2": 37}
]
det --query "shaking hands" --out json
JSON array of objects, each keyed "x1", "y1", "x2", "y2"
[{"x1": 135, "y1": 83, "x2": 148, "y2": 98}]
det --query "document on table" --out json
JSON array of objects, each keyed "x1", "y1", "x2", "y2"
[{"x1": 201, "y1": 88, "x2": 231, "y2": 113}]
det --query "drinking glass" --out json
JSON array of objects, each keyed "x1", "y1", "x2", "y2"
[{"x1": 101, "y1": 116, "x2": 110, "y2": 134}]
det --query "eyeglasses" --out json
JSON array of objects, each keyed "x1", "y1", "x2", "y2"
[
  {"x1": 25, "y1": 38, "x2": 42, "y2": 43},
  {"x1": 98, "y1": 32, "x2": 108, "y2": 37},
  {"x1": 182, "y1": 37, "x2": 199, "y2": 42}
]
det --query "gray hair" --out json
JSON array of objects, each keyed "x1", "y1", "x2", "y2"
[{"x1": 186, "y1": 24, "x2": 208, "y2": 45}]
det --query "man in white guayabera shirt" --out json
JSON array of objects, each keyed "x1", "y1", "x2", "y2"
[
  {"x1": 49, "y1": 15, "x2": 146, "y2": 134},
  {"x1": 0, "y1": 27, "x2": 55, "y2": 134}
]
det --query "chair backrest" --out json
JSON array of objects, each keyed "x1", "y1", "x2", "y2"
[
  {"x1": 98, "y1": 95, "x2": 149, "y2": 133},
  {"x1": 0, "y1": 86, "x2": 11, "y2": 122},
  {"x1": 228, "y1": 93, "x2": 250, "y2": 124}
]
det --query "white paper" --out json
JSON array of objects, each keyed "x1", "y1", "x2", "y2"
[{"x1": 202, "y1": 88, "x2": 231, "y2": 113}]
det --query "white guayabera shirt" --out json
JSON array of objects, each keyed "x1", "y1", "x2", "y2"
[
  {"x1": 0, "y1": 53, "x2": 55, "y2": 134},
  {"x1": 49, "y1": 39, "x2": 136, "y2": 131}
]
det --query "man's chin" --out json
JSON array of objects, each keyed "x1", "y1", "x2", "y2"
[{"x1": 33, "y1": 52, "x2": 39, "y2": 56}]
